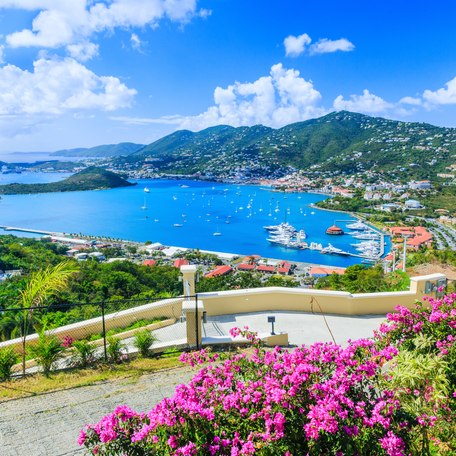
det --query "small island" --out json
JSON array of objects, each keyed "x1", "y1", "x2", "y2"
[{"x1": 0, "y1": 166, "x2": 136, "y2": 195}]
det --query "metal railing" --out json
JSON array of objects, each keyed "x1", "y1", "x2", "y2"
[{"x1": 0, "y1": 295, "x2": 196, "y2": 377}]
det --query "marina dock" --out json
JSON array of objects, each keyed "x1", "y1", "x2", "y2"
[{"x1": 0, "y1": 225, "x2": 64, "y2": 236}]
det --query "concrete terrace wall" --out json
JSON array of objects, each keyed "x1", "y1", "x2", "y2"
[
  {"x1": 0, "y1": 273, "x2": 445, "y2": 352},
  {"x1": 198, "y1": 273, "x2": 445, "y2": 316}
]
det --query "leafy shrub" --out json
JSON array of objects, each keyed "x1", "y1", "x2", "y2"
[
  {"x1": 28, "y1": 332, "x2": 65, "y2": 377},
  {"x1": 133, "y1": 329, "x2": 156, "y2": 358},
  {"x1": 0, "y1": 347, "x2": 19, "y2": 381},
  {"x1": 71, "y1": 339, "x2": 98, "y2": 368},
  {"x1": 79, "y1": 295, "x2": 456, "y2": 456},
  {"x1": 106, "y1": 336, "x2": 126, "y2": 364}
]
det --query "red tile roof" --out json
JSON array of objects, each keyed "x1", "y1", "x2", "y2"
[
  {"x1": 237, "y1": 263, "x2": 256, "y2": 271},
  {"x1": 256, "y1": 265, "x2": 275, "y2": 273},
  {"x1": 173, "y1": 259, "x2": 189, "y2": 268},
  {"x1": 310, "y1": 267, "x2": 345, "y2": 276},
  {"x1": 205, "y1": 265, "x2": 233, "y2": 278},
  {"x1": 143, "y1": 259, "x2": 156, "y2": 267}
]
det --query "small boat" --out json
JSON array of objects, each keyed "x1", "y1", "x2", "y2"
[
  {"x1": 173, "y1": 223, "x2": 183, "y2": 227},
  {"x1": 144, "y1": 187, "x2": 150, "y2": 193},
  {"x1": 213, "y1": 232, "x2": 222, "y2": 236},
  {"x1": 154, "y1": 219, "x2": 159, "y2": 222}
]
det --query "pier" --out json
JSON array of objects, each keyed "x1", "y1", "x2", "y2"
[
  {"x1": 334, "y1": 218, "x2": 388, "y2": 261},
  {"x1": 0, "y1": 225, "x2": 64, "y2": 236}
]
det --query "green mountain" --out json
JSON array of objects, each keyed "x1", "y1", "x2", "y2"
[
  {"x1": 52, "y1": 142, "x2": 144, "y2": 158},
  {"x1": 125, "y1": 111, "x2": 456, "y2": 180},
  {"x1": 0, "y1": 166, "x2": 135, "y2": 195}
]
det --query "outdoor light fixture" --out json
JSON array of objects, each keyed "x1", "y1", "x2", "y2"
[
  {"x1": 267, "y1": 315, "x2": 276, "y2": 335},
  {"x1": 202, "y1": 311, "x2": 207, "y2": 324}
]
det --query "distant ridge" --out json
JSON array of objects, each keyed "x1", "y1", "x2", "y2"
[
  {"x1": 0, "y1": 166, "x2": 135, "y2": 195},
  {"x1": 52, "y1": 142, "x2": 145, "y2": 158},
  {"x1": 121, "y1": 111, "x2": 456, "y2": 180}
]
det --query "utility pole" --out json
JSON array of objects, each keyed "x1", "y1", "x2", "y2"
[{"x1": 402, "y1": 235, "x2": 410, "y2": 272}]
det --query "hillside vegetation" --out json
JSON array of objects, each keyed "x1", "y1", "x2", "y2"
[
  {"x1": 52, "y1": 142, "x2": 144, "y2": 158},
  {"x1": 120, "y1": 111, "x2": 456, "y2": 181},
  {"x1": 0, "y1": 167, "x2": 135, "y2": 195}
]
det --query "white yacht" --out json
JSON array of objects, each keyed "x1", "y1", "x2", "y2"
[
  {"x1": 144, "y1": 187, "x2": 150, "y2": 193},
  {"x1": 346, "y1": 220, "x2": 369, "y2": 230},
  {"x1": 321, "y1": 244, "x2": 350, "y2": 255}
]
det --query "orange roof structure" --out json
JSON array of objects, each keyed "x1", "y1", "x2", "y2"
[
  {"x1": 256, "y1": 265, "x2": 276, "y2": 273},
  {"x1": 390, "y1": 226, "x2": 433, "y2": 250},
  {"x1": 326, "y1": 224, "x2": 344, "y2": 235},
  {"x1": 277, "y1": 261, "x2": 292, "y2": 274},
  {"x1": 237, "y1": 263, "x2": 256, "y2": 271},
  {"x1": 205, "y1": 265, "x2": 233, "y2": 278},
  {"x1": 173, "y1": 258, "x2": 189, "y2": 268},
  {"x1": 143, "y1": 259, "x2": 156, "y2": 267},
  {"x1": 310, "y1": 267, "x2": 345, "y2": 276}
]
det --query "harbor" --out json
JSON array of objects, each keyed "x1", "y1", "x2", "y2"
[{"x1": 0, "y1": 176, "x2": 391, "y2": 268}]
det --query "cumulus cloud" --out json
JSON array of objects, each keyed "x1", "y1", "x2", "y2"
[
  {"x1": 309, "y1": 38, "x2": 354, "y2": 55},
  {"x1": 2, "y1": 0, "x2": 201, "y2": 56},
  {"x1": 333, "y1": 89, "x2": 393, "y2": 114},
  {"x1": 113, "y1": 63, "x2": 324, "y2": 131},
  {"x1": 0, "y1": 57, "x2": 136, "y2": 115},
  {"x1": 284, "y1": 33, "x2": 311, "y2": 57},
  {"x1": 422, "y1": 76, "x2": 456, "y2": 105},
  {"x1": 66, "y1": 41, "x2": 99, "y2": 62},
  {"x1": 284, "y1": 33, "x2": 354, "y2": 57},
  {"x1": 399, "y1": 96, "x2": 422, "y2": 106}
]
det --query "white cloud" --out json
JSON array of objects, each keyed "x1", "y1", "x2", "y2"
[
  {"x1": 116, "y1": 63, "x2": 324, "y2": 131},
  {"x1": 2, "y1": 0, "x2": 201, "y2": 53},
  {"x1": 284, "y1": 33, "x2": 354, "y2": 57},
  {"x1": 0, "y1": 57, "x2": 136, "y2": 115},
  {"x1": 422, "y1": 76, "x2": 456, "y2": 105},
  {"x1": 333, "y1": 89, "x2": 393, "y2": 114},
  {"x1": 309, "y1": 38, "x2": 354, "y2": 55},
  {"x1": 66, "y1": 41, "x2": 99, "y2": 62},
  {"x1": 399, "y1": 96, "x2": 422, "y2": 106},
  {"x1": 0, "y1": 45, "x2": 4, "y2": 64},
  {"x1": 284, "y1": 33, "x2": 311, "y2": 57},
  {"x1": 130, "y1": 33, "x2": 145, "y2": 51}
]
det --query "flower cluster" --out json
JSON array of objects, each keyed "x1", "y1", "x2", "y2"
[{"x1": 80, "y1": 293, "x2": 456, "y2": 455}]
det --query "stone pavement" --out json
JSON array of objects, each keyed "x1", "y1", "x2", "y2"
[{"x1": 0, "y1": 366, "x2": 195, "y2": 456}]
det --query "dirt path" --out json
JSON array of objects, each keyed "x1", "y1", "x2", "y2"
[{"x1": 0, "y1": 366, "x2": 195, "y2": 456}]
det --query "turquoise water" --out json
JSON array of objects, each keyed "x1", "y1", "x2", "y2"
[{"x1": 0, "y1": 175, "x2": 389, "y2": 267}]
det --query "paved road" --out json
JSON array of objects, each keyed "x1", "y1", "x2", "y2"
[{"x1": 0, "y1": 366, "x2": 195, "y2": 456}]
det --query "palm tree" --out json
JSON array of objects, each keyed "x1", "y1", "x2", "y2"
[{"x1": 19, "y1": 261, "x2": 78, "y2": 376}]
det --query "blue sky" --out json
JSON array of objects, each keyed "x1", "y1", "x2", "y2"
[{"x1": 0, "y1": 0, "x2": 455, "y2": 152}]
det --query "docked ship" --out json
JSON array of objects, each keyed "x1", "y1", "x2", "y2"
[
  {"x1": 320, "y1": 244, "x2": 350, "y2": 255},
  {"x1": 266, "y1": 223, "x2": 307, "y2": 249},
  {"x1": 346, "y1": 220, "x2": 369, "y2": 230}
]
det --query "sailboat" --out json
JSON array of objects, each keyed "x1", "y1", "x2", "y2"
[{"x1": 144, "y1": 187, "x2": 150, "y2": 193}]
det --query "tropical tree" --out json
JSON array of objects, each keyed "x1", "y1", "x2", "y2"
[{"x1": 19, "y1": 261, "x2": 78, "y2": 376}]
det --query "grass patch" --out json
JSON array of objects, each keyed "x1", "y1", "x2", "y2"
[{"x1": 0, "y1": 353, "x2": 182, "y2": 402}]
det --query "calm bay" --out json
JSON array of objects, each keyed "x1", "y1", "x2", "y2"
[{"x1": 0, "y1": 172, "x2": 390, "y2": 267}]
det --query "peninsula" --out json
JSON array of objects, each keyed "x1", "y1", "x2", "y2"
[{"x1": 0, "y1": 166, "x2": 135, "y2": 195}]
